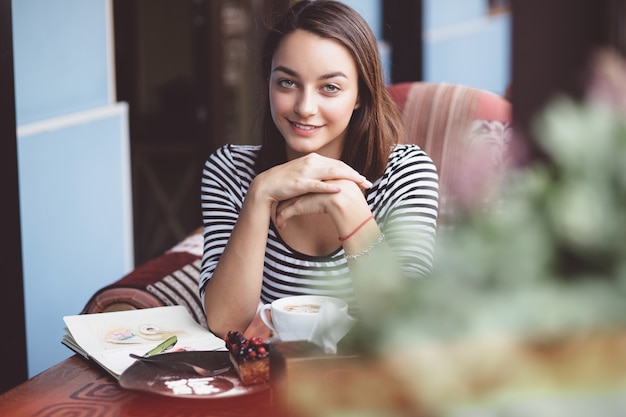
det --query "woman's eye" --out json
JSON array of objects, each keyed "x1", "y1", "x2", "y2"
[
  {"x1": 278, "y1": 79, "x2": 295, "y2": 88},
  {"x1": 323, "y1": 84, "x2": 340, "y2": 93}
]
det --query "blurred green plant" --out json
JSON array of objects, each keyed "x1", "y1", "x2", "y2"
[{"x1": 378, "y1": 53, "x2": 626, "y2": 347}]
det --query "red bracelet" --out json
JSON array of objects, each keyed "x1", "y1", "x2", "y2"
[{"x1": 338, "y1": 214, "x2": 374, "y2": 241}]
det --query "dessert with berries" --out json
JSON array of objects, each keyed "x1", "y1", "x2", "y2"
[{"x1": 225, "y1": 331, "x2": 270, "y2": 386}]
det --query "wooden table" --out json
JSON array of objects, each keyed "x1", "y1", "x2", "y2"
[
  {"x1": 0, "y1": 355, "x2": 282, "y2": 417},
  {"x1": 5, "y1": 334, "x2": 626, "y2": 417}
]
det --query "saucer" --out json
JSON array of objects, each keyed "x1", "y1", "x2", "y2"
[{"x1": 119, "y1": 350, "x2": 269, "y2": 398}]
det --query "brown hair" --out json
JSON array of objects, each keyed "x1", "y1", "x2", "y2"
[{"x1": 254, "y1": 0, "x2": 404, "y2": 180}]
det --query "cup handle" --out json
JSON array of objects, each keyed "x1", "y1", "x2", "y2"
[{"x1": 259, "y1": 304, "x2": 276, "y2": 333}]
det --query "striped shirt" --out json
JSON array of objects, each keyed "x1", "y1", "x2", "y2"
[{"x1": 199, "y1": 144, "x2": 438, "y2": 309}]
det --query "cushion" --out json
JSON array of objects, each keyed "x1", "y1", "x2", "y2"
[
  {"x1": 145, "y1": 259, "x2": 207, "y2": 329},
  {"x1": 390, "y1": 82, "x2": 513, "y2": 226},
  {"x1": 81, "y1": 232, "x2": 207, "y2": 328},
  {"x1": 446, "y1": 119, "x2": 514, "y2": 215}
]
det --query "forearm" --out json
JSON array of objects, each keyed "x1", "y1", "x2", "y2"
[
  {"x1": 203, "y1": 190, "x2": 271, "y2": 337},
  {"x1": 327, "y1": 184, "x2": 404, "y2": 319},
  {"x1": 324, "y1": 180, "x2": 381, "y2": 253}
]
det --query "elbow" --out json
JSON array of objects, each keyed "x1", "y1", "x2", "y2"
[
  {"x1": 205, "y1": 313, "x2": 251, "y2": 339},
  {"x1": 206, "y1": 322, "x2": 227, "y2": 340}
]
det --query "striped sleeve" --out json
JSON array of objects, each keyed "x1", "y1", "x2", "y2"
[
  {"x1": 198, "y1": 145, "x2": 258, "y2": 301},
  {"x1": 372, "y1": 144, "x2": 439, "y2": 277}
]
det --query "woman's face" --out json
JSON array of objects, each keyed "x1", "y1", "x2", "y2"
[{"x1": 269, "y1": 29, "x2": 360, "y2": 160}]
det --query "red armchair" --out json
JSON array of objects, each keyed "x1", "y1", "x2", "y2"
[{"x1": 388, "y1": 82, "x2": 513, "y2": 222}]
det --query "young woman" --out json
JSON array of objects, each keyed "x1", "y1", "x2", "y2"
[{"x1": 200, "y1": 0, "x2": 438, "y2": 337}]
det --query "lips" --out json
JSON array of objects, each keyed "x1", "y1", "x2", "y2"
[{"x1": 290, "y1": 121, "x2": 321, "y2": 132}]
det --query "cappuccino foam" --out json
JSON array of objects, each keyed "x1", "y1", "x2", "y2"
[{"x1": 282, "y1": 303, "x2": 320, "y2": 314}]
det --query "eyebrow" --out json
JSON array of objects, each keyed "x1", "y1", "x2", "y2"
[{"x1": 272, "y1": 65, "x2": 348, "y2": 80}]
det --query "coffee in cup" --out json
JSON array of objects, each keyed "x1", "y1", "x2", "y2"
[{"x1": 259, "y1": 295, "x2": 348, "y2": 342}]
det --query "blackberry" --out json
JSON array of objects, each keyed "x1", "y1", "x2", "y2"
[{"x1": 225, "y1": 331, "x2": 270, "y2": 363}]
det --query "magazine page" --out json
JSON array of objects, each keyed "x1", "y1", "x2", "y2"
[{"x1": 63, "y1": 305, "x2": 225, "y2": 378}]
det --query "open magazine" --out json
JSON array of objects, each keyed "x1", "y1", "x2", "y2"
[{"x1": 62, "y1": 305, "x2": 225, "y2": 379}]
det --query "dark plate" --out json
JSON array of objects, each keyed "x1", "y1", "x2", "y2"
[{"x1": 118, "y1": 350, "x2": 269, "y2": 398}]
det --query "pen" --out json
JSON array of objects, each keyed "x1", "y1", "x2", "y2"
[{"x1": 142, "y1": 335, "x2": 178, "y2": 357}]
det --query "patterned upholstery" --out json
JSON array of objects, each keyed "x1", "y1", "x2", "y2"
[
  {"x1": 145, "y1": 259, "x2": 206, "y2": 328},
  {"x1": 388, "y1": 82, "x2": 513, "y2": 224},
  {"x1": 81, "y1": 231, "x2": 205, "y2": 325},
  {"x1": 81, "y1": 82, "x2": 513, "y2": 325}
]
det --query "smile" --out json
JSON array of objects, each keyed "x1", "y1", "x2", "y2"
[{"x1": 290, "y1": 121, "x2": 321, "y2": 131}]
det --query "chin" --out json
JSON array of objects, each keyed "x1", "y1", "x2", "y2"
[{"x1": 286, "y1": 142, "x2": 322, "y2": 157}]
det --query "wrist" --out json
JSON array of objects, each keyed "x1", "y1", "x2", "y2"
[
  {"x1": 245, "y1": 176, "x2": 274, "y2": 219},
  {"x1": 339, "y1": 214, "x2": 374, "y2": 241},
  {"x1": 327, "y1": 183, "x2": 374, "y2": 239}
]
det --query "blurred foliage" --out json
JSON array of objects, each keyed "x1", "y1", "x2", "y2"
[{"x1": 376, "y1": 49, "x2": 626, "y2": 347}]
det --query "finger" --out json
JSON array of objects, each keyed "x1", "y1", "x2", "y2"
[
  {"x1": 299, "y1": 154, "x2": 372, "y2": 188},
  {"x1": 275, "y1": 195, "x2": 325, "y2": 228},
  {"x1": 319, "y1": 165, "x2": 372, "y2": 188},
  {"x1": 274, "y1": 198, "x2": 301, "y2": 229},
  {"x1": 308, "y1": 179, "x2": 343, "y2": 194}
]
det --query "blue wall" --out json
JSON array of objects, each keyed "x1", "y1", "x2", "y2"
[
  {"x1": 13, "y1": 0, "x2": 111, "y2": 124},
  {"x1": 13, "y1": 0, "x2": 133, "y2": 377},
  {"x1": 423, "y1": 0, "x2": 511, "y2": 95}
]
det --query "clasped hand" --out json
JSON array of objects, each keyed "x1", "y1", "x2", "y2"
[{"x1": 253, "y1": 153, "x2": 372, "y2": 228}]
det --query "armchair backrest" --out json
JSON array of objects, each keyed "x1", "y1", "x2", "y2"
[{"x1": 387, "y1": 82, "x2": 513, "y2": 224}]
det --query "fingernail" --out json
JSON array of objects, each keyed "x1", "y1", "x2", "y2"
[
  {"x1": 358, "y1": 175, "x2": 371, "y2": 185},
  {"x1": 362, "y1": 179, "x2": 373, "y2": 188}
]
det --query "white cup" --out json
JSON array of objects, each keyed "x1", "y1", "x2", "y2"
[{"x1": 259, "y1": 295, "x2": 348, "y2": 342}]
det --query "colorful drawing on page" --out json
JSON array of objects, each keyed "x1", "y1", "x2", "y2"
[
  {"x1": 105, "y1": 323, "x2": 180, "y2": 344},
  {"x1": 106, "y1": 329, "x2": 139, "y2": 343}
]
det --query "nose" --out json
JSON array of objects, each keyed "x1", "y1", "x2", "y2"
[{"x1": 294, "y1": 88, "x2": 317, "y2": 117}]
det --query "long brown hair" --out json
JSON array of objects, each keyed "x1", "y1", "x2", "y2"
[{"x1": 254, "y1": 0, "x2": 404, "y2": 180}]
